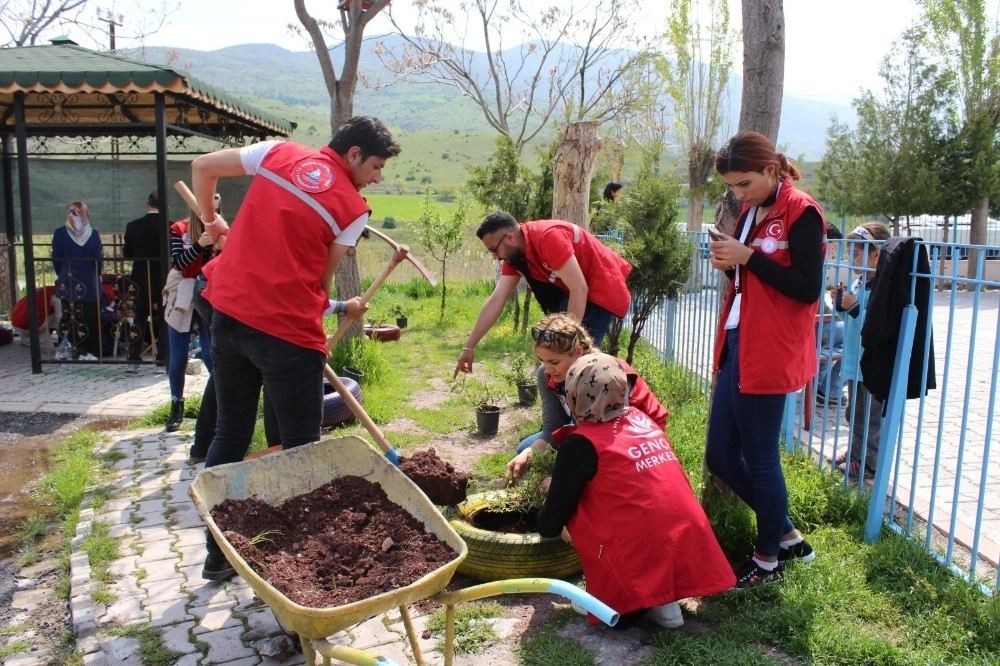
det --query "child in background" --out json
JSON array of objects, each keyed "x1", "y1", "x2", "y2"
[{"x1": 831, "y1": 221, "x2": 891, "y2": 479}]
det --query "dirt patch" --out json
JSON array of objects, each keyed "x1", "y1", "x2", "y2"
[
  {"x1": 399, "y1": 448, "x2": 469, "y2": 506},
  {"x1": 212, "y1": 475, "x2": 460, "y2": 609}
]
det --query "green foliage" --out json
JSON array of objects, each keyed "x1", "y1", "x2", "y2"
[
  {"x1": 417, "y1": 188, "x2": 470, "y2": 321},
  {"x1": 465, "y1": 136, "x2": 552, "y2": 220},
  {"x1": 517, "y1": 628, "x2": 595, "y2": 666},
  {"x1": 817, "y1": 27, "x2": 950, "y2": 227},
  {"x1": 329, "y1": 337, "x2": 388, "y2": 386},
  {"x1": 502, "y1": 351, "x2": 536, "y2": 386},
  {"x1": 453, "y1": 375, "x2": 505, "y2": 410},
  {"x1": 608, "y1": 161, "x2": 692, "y2": 363},
  {"x1": 381, "y1": 215, "x2": 397, "y2": 229},
  {"x1": 496, "y1": 448, "x2": 557, "y2": 515}
]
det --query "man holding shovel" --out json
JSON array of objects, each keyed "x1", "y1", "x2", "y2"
[{"x1": 191, "y1": 115, "x2": 401, "y2": 581}]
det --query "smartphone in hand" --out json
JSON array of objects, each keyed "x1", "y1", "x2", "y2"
[{"x1": 707, "y1": 226, "x2": 724, "y2": 241}]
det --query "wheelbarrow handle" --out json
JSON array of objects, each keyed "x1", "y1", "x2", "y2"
[{"x1": 325, "y1": 365, "x2": 400, "y2": 466}]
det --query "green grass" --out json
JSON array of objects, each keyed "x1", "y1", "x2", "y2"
[
  {"x1": 16, "y1": 279, "x2": 996, "y2": 665},
  {"x1": 103, "y1": 625, "x2": 183, "y2": 666},
  {"x1": 427, "y1": 601, "x2": 505, "y2": 655}
]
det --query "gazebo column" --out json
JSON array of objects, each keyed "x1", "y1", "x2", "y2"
[{"x1": 14, "y1": 92, "x2": 42, "y2": 373}]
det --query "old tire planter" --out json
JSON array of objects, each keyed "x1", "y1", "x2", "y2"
[
  {"x1": 447, "y1": 491, "x2": 581, "y2": 582},
  {"x1": 364, "y1": 324, "x2": 401, "y2": 342},
  {"x1": 321, "y1": 376, "x2": 362, "y2": 428}
]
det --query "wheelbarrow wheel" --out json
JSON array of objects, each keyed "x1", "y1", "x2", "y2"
[{"x1": 447, "y1": 492, "x2": 581, "y2": 582}]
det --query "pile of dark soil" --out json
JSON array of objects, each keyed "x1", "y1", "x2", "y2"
[
  {"x1": 399, "y1": 448, "x2": 469, "y2": 506},
  {"x1": 212, "y1": 475, "x2": 458, "y2": 608}
]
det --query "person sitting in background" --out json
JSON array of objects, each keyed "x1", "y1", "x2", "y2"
[
  {"x1": 507, "y1": 312, "x2": 666, "y2": 476},
  {"x1": 816, "y1": 223, "x2": 846, "y2": 404},
  {"x1": 534, "y1": 353, "x2": 735, "y2": 629},
  {"x1": 831, "y1": 221, "x2": 891, "y2": 479},
  {"x1": 11, "y1": 285, "x2": 60, "y2": 346}
]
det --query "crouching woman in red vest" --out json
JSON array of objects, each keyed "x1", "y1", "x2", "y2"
[{"x1": 536, "y1": 353, "x2": 735, "y2": 630}]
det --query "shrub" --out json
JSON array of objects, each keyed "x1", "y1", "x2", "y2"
[{"x1": 382, "y1": 215, "x2": 397, "y2": 229}]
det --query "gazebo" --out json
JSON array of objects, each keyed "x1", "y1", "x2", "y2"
[{"x1": 0, "y1": 42, "x2": 294, "y2": 372}]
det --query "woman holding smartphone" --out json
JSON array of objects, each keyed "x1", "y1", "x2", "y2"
[{"x1": 705, "y1": 131, "x2": 826, "y2": 588}]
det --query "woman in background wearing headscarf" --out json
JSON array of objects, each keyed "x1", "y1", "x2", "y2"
[
  {"x1": 51, "y1": 201, "x2": 103, "y2": 360},
  {"x1": 534, "y1": 353, "x2": 735, "y2": 630}
]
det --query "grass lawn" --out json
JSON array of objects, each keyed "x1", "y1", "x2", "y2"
[{"x1": 129, "y1": 280, "x2": 1000, "y2": 664}]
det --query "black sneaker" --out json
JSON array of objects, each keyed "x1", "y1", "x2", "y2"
[
  {"x1": 777, "y1": 539, "x2": 816, "y2": 564},
  {"x1": 734, "y1": 559, "x2": 782, "y2": 589},
  {"x1": 202, "y1": 552, "x2": 236, "y2": 581}
]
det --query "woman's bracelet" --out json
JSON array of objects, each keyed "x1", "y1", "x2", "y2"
[
  {"x1": 462, "y1": 347, "x2": 473, "y2": 352},
  {"x1": 339, "y1": 300, "x2": 347, "y2": 315}
]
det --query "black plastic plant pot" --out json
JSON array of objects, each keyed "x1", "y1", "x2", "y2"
[{"x1": 475, "y1": 405, "x2": 501, "y2": 435}]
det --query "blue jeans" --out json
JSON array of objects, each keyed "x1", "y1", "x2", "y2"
[
  {"x1": 204, "y1": 312, "x2": 326, "y2": 469},
  {"x1": 705, "y1": 328, "x2": 795, "y2": 557},
  {"x1": 166, "y1": 312, "x2": 212, "y2": 400},
  {"x1": 558, "y1": 298, "x2": 617, "y2": 345},
  {"x1": 816, "y1": 319, "x2": 844, "y2": 398}
]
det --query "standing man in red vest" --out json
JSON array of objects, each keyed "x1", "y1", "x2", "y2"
[{"x1": 191, "y1": 116, "x2": 401, "y2": 581}]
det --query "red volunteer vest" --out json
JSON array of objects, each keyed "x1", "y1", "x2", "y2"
[
  {"x1": 204, "y1": 143, "x2": 370, "y2": 352},
  {"x1": 712, "y1": 181, "x2": 823, "y2": 393},
  {"x1": 500, "y1": 220, "x2": 632, "y2": 318},
  {"x1": 566, "y1": 408, "x2": 735, "y2": 617}
]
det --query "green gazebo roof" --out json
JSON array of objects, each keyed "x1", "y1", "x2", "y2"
[{"x1": 0, "y1": 44, "x2": 294, "y2": 139}]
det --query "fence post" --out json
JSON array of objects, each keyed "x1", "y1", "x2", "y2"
[{"x1": 865, "y1": 304, "x2": 917, "y2": 542}]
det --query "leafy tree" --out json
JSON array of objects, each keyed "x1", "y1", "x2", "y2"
[
  {"x1": 919, "y1": 0, "x2": 1000, "y2": 277},
  {"x1": 416, "y1": 189, "x2": 468, "y2": 322},
  {"x1": 661, "y1": 0, "x2": 737, "y2": 230},
  {"x1": 817, "y1": 28, "x2": 949, "y2": 232},
  {"x1": 607, "y1": 162, "x2": 691, "y2": 364}
]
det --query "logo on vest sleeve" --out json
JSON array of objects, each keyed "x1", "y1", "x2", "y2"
[{"x1": 292, "y1": 159, "x2": 335, "y2": 193}]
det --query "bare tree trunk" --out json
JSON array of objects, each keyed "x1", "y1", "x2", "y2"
[
  {"x1": 967, "y1": 196, "x2": 989, "y2": 281},
  {"x1": 738, "y1": 0, "x2": 785, "y2": 142},
  {"x1": 688, "y1": 194, "x2": 706, "y2": 230},
  {"x1": 552, "y1": 121, "x2": 602, "y2": 229},
  {"x1": 335, "y1": 251, "x2": 364, "y2": 340}
]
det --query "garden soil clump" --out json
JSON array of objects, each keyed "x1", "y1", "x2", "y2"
[
  {"x1": 211, "y1": 476, "x2": 458, "y2": 608},
  {"x1": 399, "y1": 448, "x2": 469, "y2": 506}
]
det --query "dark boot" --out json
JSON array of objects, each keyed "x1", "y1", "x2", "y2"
[{"x1": 165, "y1": 398, "x2": 184, "y2": 433}]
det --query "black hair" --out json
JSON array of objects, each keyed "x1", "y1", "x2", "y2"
[
  {"x1": 602, "y1": 182, "x2": 623, "y2": 201},
  {"x1": 147, "y1": 191, "x2": 159, "y2": 208},
  {"x1": 476, "y1": 211, "x2": 518, "y2": 240},
  {"x1": 328, "y1": 116, "x2": 401, "y2": 161},
  {"x1": 826, "y1": 223, "x2": 843, "y2": 240}
]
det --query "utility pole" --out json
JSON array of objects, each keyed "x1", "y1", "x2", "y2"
[{"x1": 98, "y1": 12, "x2": 121, "y2": 52}]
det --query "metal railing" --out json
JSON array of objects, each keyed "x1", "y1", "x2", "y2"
[{"x1": 643, "y1": 232, "x2": 1000, "y2": 591}]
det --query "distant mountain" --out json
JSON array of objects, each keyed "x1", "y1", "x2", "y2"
[{"x1": 129, "y1": 38, "x2": 854, "y2": 160}]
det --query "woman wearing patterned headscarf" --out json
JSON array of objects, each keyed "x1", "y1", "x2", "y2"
[
  {"x1": 535, "y1": 353, "x2": 735, "y2": 630},
  {"x1": 51, "y1": 201, "x2": 104, "y2": 360}
]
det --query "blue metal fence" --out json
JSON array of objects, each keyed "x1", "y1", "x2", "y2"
[{"x1": 643, "y1": 232, "x2": 1000, "y2": 591}]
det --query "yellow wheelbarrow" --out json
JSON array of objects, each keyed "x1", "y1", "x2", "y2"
[{"x1": 190, "y1": 436, "x2": 618, "y2": 666}]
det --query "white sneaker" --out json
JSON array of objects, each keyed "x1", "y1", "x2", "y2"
[
  {"x1": 78, "y1": 353, "x2": 98, "y2": 361},
  {"x1": 645, "y1": 601, "x2": 684, "y2": 628}
]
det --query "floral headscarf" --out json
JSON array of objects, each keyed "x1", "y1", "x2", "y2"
[
  {"x1": 563, "y1": 353, "x2": 628, "y2": 423},
  {"x1": 66, "y1": 202, "x2": 93, "y2": 246}
]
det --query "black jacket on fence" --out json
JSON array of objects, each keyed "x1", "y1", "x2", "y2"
[{"x1": 860, "y1": 236, "x2": 936, "y2": 404}]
